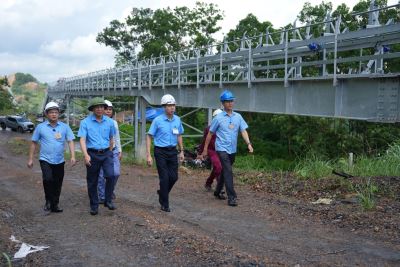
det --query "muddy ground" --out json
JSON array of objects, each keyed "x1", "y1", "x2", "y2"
[{"x1": 0, "y1": 130, "x2": 399, "y2": 266}]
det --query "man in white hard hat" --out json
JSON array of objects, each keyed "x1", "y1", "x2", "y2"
[
  {"x1": 197, "y1": 109, "x2": 223, "y2": 193},
  {"x1": 97, "y1": 100, "x2": 122, "y2": 203},
  {"x1": 28, "y1": 101, "x2": 76, "y2": 213},
  {"x1": 146, "y1": 94, "x2": 184, "y2": 212}
]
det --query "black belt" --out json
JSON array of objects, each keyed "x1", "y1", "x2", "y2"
[
  {"x1": 88, "y1": 148, "x2": 110, "y2": 154},
  {"x1": 155, "y1": 146, "x2": 177, "y2": 151}
]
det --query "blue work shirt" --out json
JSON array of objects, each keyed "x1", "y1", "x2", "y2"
[
  {"x1": 32, "y1": 121, "x2": 75, "y2": 164},
  {"x1": 209, "y1": 111, "x2": 248, "y2": 154},
  {"x1": 148, "y1": 114, "x2": 184, "y2": 147},
  {"x1": 78, "y1": 114, "x2": 115, "y2": 149}
]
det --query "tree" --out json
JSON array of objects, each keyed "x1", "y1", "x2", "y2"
[
  {"x1": 0, "y1": 77, "x2": 13, "y2": 112},
  {"x1": 225, "y1": 14, "x2": 273, "y2": 51},
  {"x1": 97, "y1": 2, "x2": 223, "y2": 65}
]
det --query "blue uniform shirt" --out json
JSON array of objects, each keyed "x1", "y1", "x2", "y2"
[
  {"x1": 209, "y1": 111, "x2": 248, "y2": 154},
  {"x1": 32, "y1": 121, "x2": 75, "y2": 164},
  {"x1": 148, "y1": 114, "x2": 184, "y2": 147},
  {"x1": 78, "y1": 114, "x2": 115, "y2": 149}
]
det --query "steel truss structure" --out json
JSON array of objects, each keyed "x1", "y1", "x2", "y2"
[{"x1": 47, "y1": 2, "x2": 400, "y2": 158}]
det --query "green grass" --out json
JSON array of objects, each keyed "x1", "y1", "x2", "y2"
[
  {"x1": 353, "y1": 177, "x2": 379, "y2": 210},
  {"x1": 234, "y1": 155, "x2": 293, "y2": 172},
  {"x1": 1, "y1": 252, "x2": 12, "y2": 267},
  {"x1": 65, "y1": 151, "x2": 84, "y2": 160},
  {"x1": 352, "y1": 143, "x2": 400, "y2": 177},
  {"x1": 7, "y1": 137, "x2": 30, "y2": 155},
  {"x1": 294, "y1": 153, "x2": 333, "y2": 179},
  {"x1": 293, "y1": 142, "x2": 400, "y2": 179}
]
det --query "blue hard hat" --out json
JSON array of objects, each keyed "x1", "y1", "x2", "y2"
[{"x1": 220, "y1": 90, "x2": 235, "y2": 102}]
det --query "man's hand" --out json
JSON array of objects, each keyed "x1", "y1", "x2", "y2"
[
  {"x1": 70, "y1": 157, "x2": 77, "y2": 166},
  {"x1": 84, "y1": 154, "x2": 91, "y2": 167},
  {"x1": 248, "y1": 144, "x2": 254, "y2": 153},
  {"x1": 118, "y1": 152, "x2": 122, "y2": 161},
  {"x1": 179, "y1": 151, "x2": 184, "y2": 163},
  {"x1": 27, "y1": 159, "x2": 33, "y2": 168},
  {"x1": 147, "y1": 155, "x2": 153, "y2": 167}
]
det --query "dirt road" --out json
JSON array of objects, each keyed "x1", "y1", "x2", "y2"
[{"x1": 0, "y1": 130, "x2": 399, "y2": 266}]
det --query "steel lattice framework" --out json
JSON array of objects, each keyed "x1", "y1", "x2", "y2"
[
  {"x1": 49, "y1": 3, "x2": 400, "y2": 123},
  {"x1": 46, "y1": 2, "x2": 400, "y2": 157}
]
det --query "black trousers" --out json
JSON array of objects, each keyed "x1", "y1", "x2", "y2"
[
  {"x1": 39, "y1": 160, "x2": 65, "y2": 208},
  {"x1": 216, "y1": 151, "x2": 236, "y2": 200},
  {"x1": 86, "y1": 149, "x2": 115, "y2": 210},
  {"x1": 154, "y1": 146, "x2": 178, "y2": 208}
]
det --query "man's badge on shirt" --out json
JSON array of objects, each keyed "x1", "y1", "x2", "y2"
[
  {"x1": 229, "y1": 123, "x2": 235, "y2": 130},
  {"x1": 54, "y1": 132, "x2": 62, "y2": 139},
  {"x1": 172, "y1": 128, "x2": 179, "y2": 135}
]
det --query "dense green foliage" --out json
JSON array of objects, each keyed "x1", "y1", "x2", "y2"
[
  {"x1": 97, "y1": 2, "x2": 223, "y2": 65},
  {"x1": 0, "y1": 77, "x2": 14, "y2": 113},
  {"x1": 11, "y1": 73, "x2": 46, "y2": 114},
  {"x1": 12, "y1": 73, "x2": 37, "y2": 87}
]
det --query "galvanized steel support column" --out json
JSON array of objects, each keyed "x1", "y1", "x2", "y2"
[
  {"x1": 134, "y1": 96, "x2": 139, "y2": 157},
  {"x1": 135, "y1": 96, "x2": 148, "y2": 160},
  {"x1": 207, "y1": 108, "x2": 212, "y2": 125},
  {"x1": 66, "y1": 95, "x2": 70, "y2": 126}
]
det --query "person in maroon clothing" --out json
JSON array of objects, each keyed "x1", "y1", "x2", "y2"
[{"x1": 197, "y1": 109, "x2": 223, "y2": 192}]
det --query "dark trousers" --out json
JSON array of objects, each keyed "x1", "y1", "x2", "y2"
[
  {"x1": 39, "y1": 160, "x2": 65, "y2": 209},
  {"x1": 86, "y1": 150, "x2": 115, "y2": 210},
  {"x1": 216, "y1": 151, "x2": 236, "y2": 199},
  {"x1": 154, "y1": 146, "x2": 178, "y2": 208}
]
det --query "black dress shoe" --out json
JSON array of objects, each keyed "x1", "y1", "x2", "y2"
[
  {"x1": 160, "y1": 206, "x2": 171, "y2": 212},
  {"x1": 228, "y1": 198, "x2": 238, "y2": 207},
  {"x1": 43, "y1": 201, "x2": 51, "y2": 212},
  {"x1": 214, "y1": 191, "x2": 226, "y2": 200},
  {"x1": 90, "y1": 209, "x2": 98, "y2": 215},
  {"x1": 51, "y1": 206, "x2": 63, "y2": 213},
  {"x1": 104, "y1": 202, "x2": 116, "y2": 210}
]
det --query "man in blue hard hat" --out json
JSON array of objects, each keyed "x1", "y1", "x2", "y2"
[{"x1": 200, "y1": 90, "x2": 253, "y2": 206}]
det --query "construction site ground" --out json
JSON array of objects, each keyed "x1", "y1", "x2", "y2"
[{"x1": 0, "y1": 130, "x2": 399, "y2": 266}]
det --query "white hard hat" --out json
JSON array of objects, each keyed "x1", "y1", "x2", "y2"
[
  {"x1": 161, "y1": 94, "x2": 176, "y2": 105},
  {"x1": 44, "y1": 101, "x2": 60, "y2": 112},
  {"x1": 104, "y1": 100, "x2": 113, "y2": 107},
  {"x1": 212, "y1": 109, "x2": 223, "y2": 117}
]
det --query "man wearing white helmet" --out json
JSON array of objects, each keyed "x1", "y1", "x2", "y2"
[
  {"x1": 146, "y1": 94, "x2": 184, "y2": 212},
  {"x1": 197, "y1": 109, "x2": 223, "y2": 193},
  {"x1": 97, "y1": 100, "x2": 122, "y2": 203},
  {"x1": 28, "y1": 101, "x2": 76, "y2": 213}
]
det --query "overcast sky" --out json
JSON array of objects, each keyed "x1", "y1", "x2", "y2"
[{"x1": 0, "y1": 0, "x2": 397, "y2": 82}]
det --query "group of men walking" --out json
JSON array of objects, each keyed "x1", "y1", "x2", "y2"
[{"x1": 27, "y1": 89, "x2": 253, "y2": 214}]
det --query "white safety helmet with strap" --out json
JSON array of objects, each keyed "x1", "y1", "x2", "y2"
[
  {"x1": 44, "y1": 101, "x2": 60, "y2": 113},
  {"x1": 161, "y1": 94, "x2": 176, "y2": 105},
  {"x1": 104, "y1": 100, "x2": 113, "y2": 107},
  {"x1": 212, "y1": 108, "x2": 223, "y2": 117}
]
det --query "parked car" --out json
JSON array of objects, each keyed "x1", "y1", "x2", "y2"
[{"x1": 0, "y1": 115, "x2": 35, "y2": 133}]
